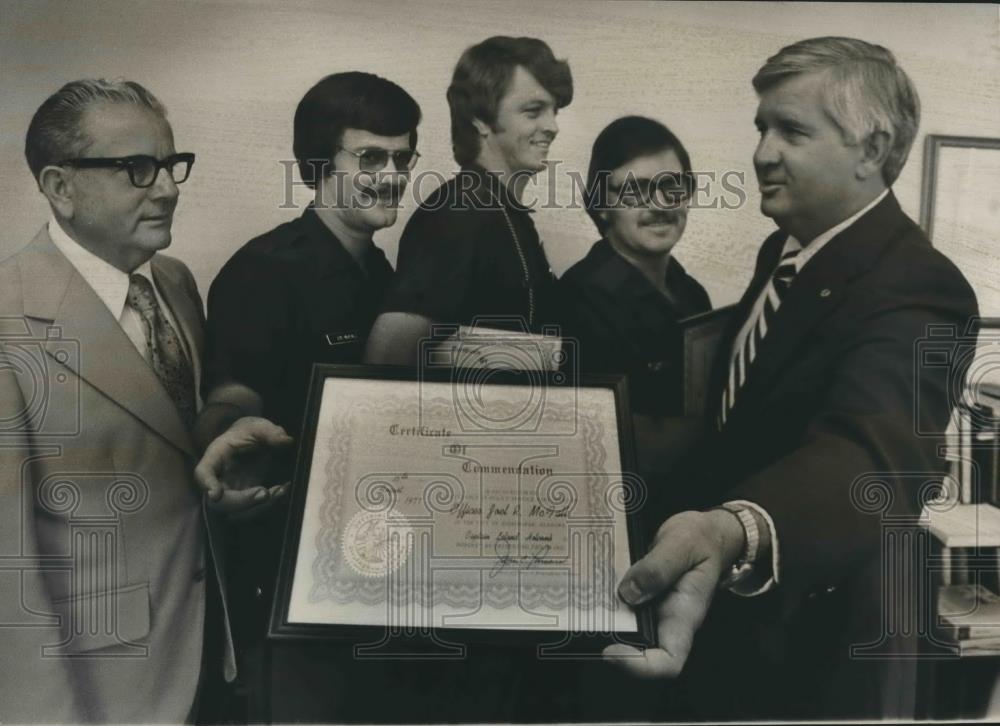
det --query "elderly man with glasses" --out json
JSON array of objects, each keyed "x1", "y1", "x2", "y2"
[
  {"x1": 193, "y1": 70, "x2": 422, "y2": 723},
  {"x1": 0, "y1": 78, "x2": 234, "y2": 723}
]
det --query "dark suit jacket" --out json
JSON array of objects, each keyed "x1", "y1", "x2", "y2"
[
  {"x1": 0, "y1": 228, "x2": 235, "y2": 722},
  {"x1": 662, "y1": 193, "x2": 978, "y2": 720}
]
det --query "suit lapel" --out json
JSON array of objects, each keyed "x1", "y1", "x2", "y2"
[
  {"x1": 19, "y1": 228, "x2": 195, "y2": 457},
  {"x1": 736, "y1": 193, "x2": 911, "y2": 407}
]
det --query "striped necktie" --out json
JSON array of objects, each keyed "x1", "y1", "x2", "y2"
[
  {"x1": 127, "y1": 273, "x2": 197, "y2": 429},
  {"x1": 718, "y1": 248, "x2": 800, "y2": 428}
]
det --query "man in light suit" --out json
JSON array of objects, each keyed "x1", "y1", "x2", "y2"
[
  {"x1": 0, "y1": 79, "x2": 235, "y2": 722},
  {"x1": 605, "y1": 38, "x2": 979, "y2": 719}
]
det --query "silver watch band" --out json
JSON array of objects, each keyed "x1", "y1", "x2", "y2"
[{"x1": 713, "y1": 503, "x2": 760, "y2": 589}]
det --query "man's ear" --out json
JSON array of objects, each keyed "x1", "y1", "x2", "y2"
[
  {"x1": 38, "y1": 165, "x2": 75, "y2": 218},
  {"x1": 857, "y1": 130, "x2": 891, "y2": 181},
  {"x1": 471, "y1": 116, "x2": 491, "y2": 137}
]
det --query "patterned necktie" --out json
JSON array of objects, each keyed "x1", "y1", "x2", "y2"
[
  {"x1": 127, "y1": 273, "x2": 197, "y2": 429},
  {"x1": 719, "y1": 248, "x2": 801, "y2": 428}
]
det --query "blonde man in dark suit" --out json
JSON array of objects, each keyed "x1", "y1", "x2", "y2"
[{"x1": 606, "y1": 37, "x2": 978, "y2": 719}]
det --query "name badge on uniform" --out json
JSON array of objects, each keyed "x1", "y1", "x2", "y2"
[{"x1": 325, "y1": 331, "x2": 359, "y2": 347}]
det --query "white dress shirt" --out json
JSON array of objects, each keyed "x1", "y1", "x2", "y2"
[
  {"x1": 724, "y1": 188, "x2": 890, "y2": 596},
  {"x1": 48, "y1": 217, "x2": 193, "y2": 368}
]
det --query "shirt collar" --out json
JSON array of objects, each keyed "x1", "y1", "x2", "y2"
[
  {"x1": 301, "y1": 206, "x2": 391, "y2": 280},
  {"x1": 460, "y1": 164, "x2": 533, "y2": 213},
  {"x1": 48, "y1": 216, "x2": 155, "y2": 319},
  {"x1": 584, "y1": 238, "x2": 634, "y2": 292},
  {"x1": 783, "y1": 188, "x2": 889, "y2": 273},
  {"x1": 588, "y1": 238, "x2": 679, "y2": 299}
]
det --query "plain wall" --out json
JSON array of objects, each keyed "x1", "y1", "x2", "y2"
[{"x1": 1, "y1": 0, "x2": 997, "y2": 308}]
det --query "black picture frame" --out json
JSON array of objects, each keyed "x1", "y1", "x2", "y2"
[
  {"x1": 269, "y1": 363, "x2": 655, "y2": 650},
  {"x1": 919, "y1": 134, "x2": 1000, "y2": 316},
  {"x1": 919, "y1": 135, "x2": 1000, "y2": 240},
  {"x1": 678, "y1": 305, "x2": 736, "y2": 418}
]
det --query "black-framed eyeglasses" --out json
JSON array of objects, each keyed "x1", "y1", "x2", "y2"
[
  {"x1": 335, "y1": 147, "x2": 420, "y2": 173},
  {"x1": 608, "y1": 171, "x2": 692, "y2": 208},
  {"x1": 57, "y1": 153, "x2": 196, "y2": 188}
]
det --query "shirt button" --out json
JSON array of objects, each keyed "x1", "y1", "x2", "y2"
[
  {"x1": 820, "y1": 288, "x2": 832, "y2": 298},
  {"x1": 255, "y1": 586, "x2": 264, "y2": 599},
  {"x1": 825, "y1": 585, "x2": 836, "y2": 594},
  {"x1": 647, "y1": 361, "x2": 665, "y2": 372}
]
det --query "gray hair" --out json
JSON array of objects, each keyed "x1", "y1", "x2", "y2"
[
  {"x1": 25, "y1": 78, "x2": 167, "y2": 182},
  {"x1": 752, "y1": 37, "x2": 920, "y2": 185}
]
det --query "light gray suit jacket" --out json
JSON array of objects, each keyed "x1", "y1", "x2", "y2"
[{"x1": 0, "y1": 228, "x2": 235, "y2": 723}]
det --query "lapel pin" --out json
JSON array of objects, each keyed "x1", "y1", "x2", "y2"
[{"x1": 820, "y1": 288, "x2": 832, "y2": 298}]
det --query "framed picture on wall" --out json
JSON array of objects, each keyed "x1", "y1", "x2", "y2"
[{"x1": 919, "y1": 135, "x2": 1000, "y2": 316}]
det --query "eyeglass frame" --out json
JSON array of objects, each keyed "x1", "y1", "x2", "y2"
[
  {"x1": 56, "y1": 152, "x2": 196, "y2": 188},
  {"x1": 333, "y1": 146, "x2": 420, "y2": 174},
  {"x1": 606, "y1": 171, "x2": 693, "y2": 209}
]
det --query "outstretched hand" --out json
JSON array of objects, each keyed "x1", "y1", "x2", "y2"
[
  {"x1": 194, "y1": 416, "x2": 294, "y2": 515},
  {"x1": 603, "y1": 509, "x2": 745, "y2": 678}
]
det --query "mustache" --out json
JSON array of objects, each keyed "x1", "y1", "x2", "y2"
[
  {"x1": 358, "y1": 181, "x2": 406, "y2": 198},
  {"x1": 639, "y1": 209, "x2": 682, "y2": 225}
]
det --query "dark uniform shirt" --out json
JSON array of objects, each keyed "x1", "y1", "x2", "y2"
[
  {"x1": 374, "y1": 168, "x2": 582, "y2": 722},
  {"x1": 203, "y1": 207, "x2": 396, "y2": 722},
  {"x1": 383, "y1": 165, "x2": 560, "y2": 333},
  {"x1": 560, "y1": 238, "x2": 711, "y2": 416},
  {"x1": 204, "y1": 206, "x2": 393, "y2": 436}
]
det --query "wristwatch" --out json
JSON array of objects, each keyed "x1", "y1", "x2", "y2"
[{"x1": 713, "y1": 502, "x2": 760, "y2": 590}]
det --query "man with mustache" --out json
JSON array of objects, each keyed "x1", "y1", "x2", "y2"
[
  {"x1": 201, "y1": 71, "x2": 420, "y2": 447},
  {"x1": 561, "y1": 116, "x2": 710, "y2": 418},
  {"x1": 364, "y1": 35, "x2": 572, "y2": 364},
  {"x1": 605, "y1": 37, "x2": 978, "y2": 719},
  {"x1": 558, "y1": 117, "x2": 712, "y2": 722},
  {"x1": 0, "y1": 78, "x2": 234, "y2": 722},
  {"x1": 196, "y1": 71, "x2": 421, "y2": 721}
]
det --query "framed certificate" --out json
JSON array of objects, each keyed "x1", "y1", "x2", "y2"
[
  {"x1": 270, "y1": 364, "x2": 654, "y2": 649},
  {"x1": 678, "y1": 305, "x2": 736, "y2": 418}
]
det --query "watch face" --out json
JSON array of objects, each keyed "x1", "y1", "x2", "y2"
[{"x1": 719, "y1": 563, "x2": 754, "y2": 591}]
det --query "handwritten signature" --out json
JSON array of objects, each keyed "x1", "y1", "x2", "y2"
[{"x1": 489, "y1": 543, "x2": 554, "y2": 579}]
